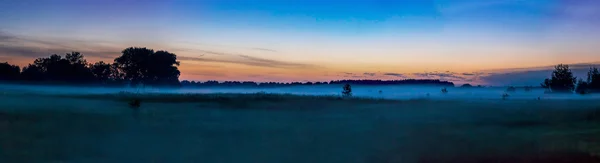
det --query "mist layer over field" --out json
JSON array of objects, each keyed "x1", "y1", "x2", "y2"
[
  {"x1": 1, "y1": 83, "x2": 599, "y2": 100},
  {"x1": 1, "y1": 84, "x2": 600, "y2": 162}
]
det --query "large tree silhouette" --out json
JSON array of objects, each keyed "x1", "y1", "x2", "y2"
[
  {"x1": 0, "y1": 62, "x2": 21, "y2": 81},
  {"x1": 114, "y1": 47, "x2": 181, "y2": 87},
  {"x1": 542, "y1": 64, "x2": 576, "y2": 92},
  {"x1": 28, "y1": 52, "x2": 95, "y2": 83}
]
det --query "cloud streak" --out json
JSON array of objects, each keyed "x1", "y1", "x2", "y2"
[{"x1": 179, "y1": 55, "x2": 316, "y2": 69}]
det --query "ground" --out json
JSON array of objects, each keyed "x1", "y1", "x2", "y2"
[{"x1": 1, "y1": 93, "x2": 600, "y2": 163}]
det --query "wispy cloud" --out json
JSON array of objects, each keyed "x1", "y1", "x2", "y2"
[
  {"x1": 179, "y1": 55, "x2": 316, "y2": 69},
  {"x1": 251, "y1": 48, "x2": 278, "y2": 52},
  {"x1": 383, "y1": 73, "x2": 404, "y2": 78},
  {"x1": 363, "y1": 72, "x2": 376, "y2": 76},
  {"x1": 0, "y1": 31, "x2": 120, "y2": 60}
]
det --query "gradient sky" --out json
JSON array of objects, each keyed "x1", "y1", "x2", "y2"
[{"x1": 1, "y1": 0, "x2": 599, "y2": 85}]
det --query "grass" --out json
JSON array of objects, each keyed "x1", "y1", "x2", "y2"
[{"x1": 1, "y1": 92, "x2": 600, "y2": 162}]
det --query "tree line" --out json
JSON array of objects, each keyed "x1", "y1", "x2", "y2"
[
  {"x1": 541, "y1": 64, "x2": 600, "y2": 94},
  {"x1": 180, "y1": 79, "x2": 455, "y2": 88},
  {"x1": 0, "y1": 47, "x2": 181, "y2": 87}
]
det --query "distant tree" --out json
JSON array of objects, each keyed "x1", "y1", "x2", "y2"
[
  {"x1": 506, "y1": 86, "x2": 516, "y2": 92},
  {"x1": 441, "y1": 87, "x2": 448, "y2": 94},
  {"x1": 0, "y1": 62, "x2": 21, "y2": 81},
  {"x1": 28, "y1": 52, "x2": 95, "y2": 83},
  {"x1": 114, "y1": 47, "x2": 181, "y2": 87},
  {"x1": 460, "y1": 83, "x2": 473, "y2": 88},
  {"x1": 542, "y1": 64, "x2": 576, "y2": 92},
  {"x1": 587, "y1": 67, "x2": 600, "y2": 92},
  {"x1": 576, "y1": 79, "x2": 589, "y2": 95},
  {"x1": 342, "y1": 84, "x2": 352, "y2": 97},
  {"x1": 20, "y1": 64, "x2": 44, "y2": 81},
  {"x1": 541, "y1": 78, "x2": 551, "y2": 89},
  {"x1": 90, "y1": 61, "x2": 117, "y2": 84}
]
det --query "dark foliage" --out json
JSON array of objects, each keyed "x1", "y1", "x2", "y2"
[
  {"x1": 0, "y1": 62, "x2": 20, "y2": 81},
  {"x1": 541, "y1": 64, "x2": 576, "y2": 92},
  {"x1": 506, "y1": 86, "x2": 516, "y2": 92},
  {"x1": 441, "y1": 88, "x2": 448, "y2": 94},
  {"x1": 587, "y1": 67, "x2": 600, "y2": 92},
  {"x1": 342, "y1": 84, "x2": 352, "y2": 97},
  {"x1": 576, "y1": 79, "x2": 589, "y2": 95},
  {"x1": 114, "y1": 47, "x2": 181, "y2": 87},
  {"x1": 460, "y1": 83, "x2": 473, "y2": 88},
  {"x1": 129, "y1": 99, "x2": 141, "y2": 108},
  {"x1": 329, "y1": 79, "x2": 454, "y2": 86},
  {"x1": 180, "y1": 79, "x2": 455, "y2": 88},
  {"x1": 0, "y1": 47, "x2": 181, "y2": 87}
]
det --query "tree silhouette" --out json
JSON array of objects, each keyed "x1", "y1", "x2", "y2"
[
  {"x1": 576, "y1": 79, "x2": 589, "y2": 95},
  {"x1": 20, "y1": 64, "x2": 44, "y2": 81},
  {"x1": 542, "y1": 64, "x2": 576, "y2": 92},
  {"x1": 342, "y1": 84, "x2": 352, "y2": 97},
  {"x1": 114, "y1": 47, "x2": 181, "y2": 87},
  {"x1": 587, "y1": 67, "x2": 600, "y2": 92},
  {"x1": 0, "y1": 62, "x2": 20, "y2": 81}
]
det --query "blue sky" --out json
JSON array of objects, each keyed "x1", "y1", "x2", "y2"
[{"x1": 1, "y1": 0, "x2": 599, "y2": 85}]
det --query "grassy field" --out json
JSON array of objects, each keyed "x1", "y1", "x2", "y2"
[{"x1": 1, "y1": 93, "x2": 600, "y2": 163}]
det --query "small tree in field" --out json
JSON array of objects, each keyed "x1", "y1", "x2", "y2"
[
  {"x1": 542, "y1": 64, "x2": 576, "y2": 93},
  {"x1": 342, "y1": 84, "x2": 352, "y2": 97}
]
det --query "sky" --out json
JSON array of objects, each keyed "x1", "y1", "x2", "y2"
[{"x1": 1, "y1": 0, "x2": 600, "y2": 85}]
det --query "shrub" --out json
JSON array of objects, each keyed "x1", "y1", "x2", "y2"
[
  {"x1": 506, "y1": 86, "x2": 516, "y2": 92},
  {"x1": 342, "y1": 84, "x2": 352, "y2": 97},
  {"x1": 576, "y1": 79, "x2": 589, "y2": 95},
  {"x1": 129, "y1": 99, "x2": 141, "y2": 108}
]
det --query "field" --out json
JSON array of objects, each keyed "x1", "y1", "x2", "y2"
[{"x1": 1, "y1": 92, "x2": 600, "y2": 163}]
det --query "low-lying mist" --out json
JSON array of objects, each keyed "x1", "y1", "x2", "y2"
[{"x1": 1, "y1": 83, "x2": 598, "y2": 100}]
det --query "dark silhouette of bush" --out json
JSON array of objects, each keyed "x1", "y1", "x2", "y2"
[
  {"x1": 542, "y1": 64, "x2": 576, "y2": 93},
  {"x1": 441, "y1": 88, "x2": 448, "y2": 94},
  {"x1": 114, "y1": 47, "x2": 181, "y2": 87},
  {"x1": 587, "y1": 67, "x2": 600, "y2": 92},
  {"x1": 460, "y1": 83, "x2": 473, "y2": 88},
  {"x1": 129, "y1": 99, "x2": 141, "y2": 108},
  {"x1": 0, "y1": 62, "x2": 20, "y2": 81},
  {"x1": 506, "y1": 86, "x2": 516, "y2": 92},
  {"x1": 576, "y1": 79, "x2": 589, "y2": 95},
  {"x1": 342, "y1": 84, "x2": 352, "y2": 97}
]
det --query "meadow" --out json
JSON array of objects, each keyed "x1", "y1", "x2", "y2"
[{"x1": 1, "y1": 88, "x2": 600, "y2": 162}]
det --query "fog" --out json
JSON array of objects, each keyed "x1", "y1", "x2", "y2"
[{"x1": 2, "y1": 83, "x2": 599, "y2": 100}]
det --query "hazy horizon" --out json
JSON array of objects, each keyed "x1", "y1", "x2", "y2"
[{"x1": 1, "y1": 0, "x2": 600, "y2": 85}]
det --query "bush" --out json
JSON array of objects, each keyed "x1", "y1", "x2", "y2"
[
  {"x1": 342, "y1": 84, "x2": 352, "y2": 97},
  {"x1": 576, "y1": 79, "x2": 589, "y2": 95},
  {"x1": 506, "y1": 86, "x2": 516, "y2": 92},
  {"x1": 129, "y1": 99, "x2": 141, "y2": 108}
]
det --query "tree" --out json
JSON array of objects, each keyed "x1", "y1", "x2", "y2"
[
  {"x1": 587, "y1": 67, "x2": 600, "y2": 92},
  {"x1": 342, "y1": 84, "x2": 352, "y2": 97},
  {"x1": 114, "y1": 47, "x2": 181, "y2": 87},
  {"x1": 542, "y1": 64, "x2": 576, "y2": 92},
  {"x1": 90, "y1": 61, "x2": 114, "y2": 83},
  {"x1": 461, "y1": 83, "x2": 473, "y2": 88},
  {"x1": 28, "y1": 52, "x2": 95, "y2": 83},
  {"x1": 20, "y1": 64, "x2": 44, "y2": 81},
  {"x1": 0, "y1": 62, "x2": 21, "y2": 81},
  {"x1": 576, "y1": 79, "x2": 589, "y2": 95}
]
